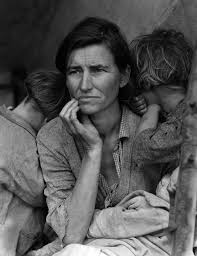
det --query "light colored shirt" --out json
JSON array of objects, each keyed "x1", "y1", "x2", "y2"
[
  {"x1": 0, "y1": 105, "x2": 45, "y2": 255},
  {"x1": 37, "y1": 105, "x2": 177, "y2": 241},
  {"x1": 0, "y1": 105, "x2": 45, "y2": 206}
]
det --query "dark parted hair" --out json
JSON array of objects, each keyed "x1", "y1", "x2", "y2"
[
  {"x1": 130, "y1": 29, "x2": 193, "y2": 91},
  {"x1": 25, "y1": 70, "x2": 69, "y2": 121},
  {"x1": 55, "y1": 16, "x2": 132, "y2": 74}
]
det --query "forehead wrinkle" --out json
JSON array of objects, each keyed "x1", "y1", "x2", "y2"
[{"x1": 68, "y1": 45, "x2": 114, "y2": 68}]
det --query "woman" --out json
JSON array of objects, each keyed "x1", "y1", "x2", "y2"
[{"x1": 37, "y1": 17, "x2": 179, "y2": 251}]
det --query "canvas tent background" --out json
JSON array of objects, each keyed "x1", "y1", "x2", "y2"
[
  {"x1": 1, "y1": 0, "x2": 197, "y2": 71},
  {"x1": 1, "y1": 0, "x2": 197, "y2": 107}
]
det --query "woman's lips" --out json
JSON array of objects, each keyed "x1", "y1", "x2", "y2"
[
  {"x1": 78, "y1": 96, "x2": 99, "y2": 99},
  {"x1": 78, "y1": 96, "x2": 99, "y2": 102}
]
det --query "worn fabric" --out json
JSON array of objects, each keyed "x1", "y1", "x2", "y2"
[
  {"x1": 87, "y1": 190, "x2": 169, "y2": 239},
  {"x1": 53, "y1": 244, "x2": 112, "y2": 256},
  {"x1": 26, "y1": 191, "x2": 171, "y2": 256},
  {"x1": 133, "y1": 100, "x2": 186, "y2": 166},
  {"x1": 37, "y1": 104, "x2": 179, "y2": 242},
  {"x1": 44, "y1": 190, "x2": 171, "y2": 256},
  {"x1": 0, "y1": 105, "x2": 46, "y2": 255},
  {"x1": 27, "y1": 242, "x2": 112, "y2": 256},
  {"x1": 26, "y1": 238, "x2": 62, "y2": 256},
  {"x1": 26, "y1": 173, "x2": 175, "y2": 256},
  {"x1": 85, "y1": 190, "x2": 171, "y2": 256},
  {"x1": 0, "y1": 195, "x2": 45, "y2": 256},
  {"x1": 0, "y1": 105, "x2": 45, "y2": 206},
  {"x1": 160, "y1": 0, "x2": 197, "y2": 46}
]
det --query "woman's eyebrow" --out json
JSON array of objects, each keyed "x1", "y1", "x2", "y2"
[
  {"x1": 89, "y1": 64, "x2": 109, "y2": 69},
  {"x1": 67, "y1": 65, "x2": 81, "y2": 70}
]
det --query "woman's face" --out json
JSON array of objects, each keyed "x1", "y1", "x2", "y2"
[{"x1": 66, "y1": 44, "x2": 125, "y2": 115}]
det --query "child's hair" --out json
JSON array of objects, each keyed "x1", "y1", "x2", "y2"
[
  {"x1": 130, "y1": 29, "x2": 193, "y2": 91},
  {"x1": 25, "y1": 70, "x2": 69, "y2": 121}
]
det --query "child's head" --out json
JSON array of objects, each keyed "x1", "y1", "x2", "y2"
[
  {"x1": 130, "y1": 29, "x2": 193, "y2": 93},
  {"x1": 25, "y1": 70, "x2": 69, "y2": 121}
]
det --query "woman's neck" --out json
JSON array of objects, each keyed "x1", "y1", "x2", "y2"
[{"x1": 90, "y1": 100, "x2": 121, "y2": 138}]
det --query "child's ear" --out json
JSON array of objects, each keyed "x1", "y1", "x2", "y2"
[
  {"x1": 120, "y1": 65, "x2": 131, "y2": 88},
  {"x1": 43, "y1": 117, "x2": 48, "y2": 124}
]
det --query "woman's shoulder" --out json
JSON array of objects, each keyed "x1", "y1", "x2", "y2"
[{"x1": 121, "y1": 104, "x2": 141, "y2": 125}]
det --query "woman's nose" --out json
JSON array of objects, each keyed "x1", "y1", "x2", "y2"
[{"x1": 80, "y1": 71, "x2": 92, "y2": 91}]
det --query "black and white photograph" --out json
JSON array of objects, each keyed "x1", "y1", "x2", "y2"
[{"x1": 0, "y1": 1, "x2": 197, "y2": 255}]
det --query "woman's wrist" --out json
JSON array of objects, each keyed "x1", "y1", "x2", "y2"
[{"x1": 88, "y1": 145, "x2": 102, "y2": 156}]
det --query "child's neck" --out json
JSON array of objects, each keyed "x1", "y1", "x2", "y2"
[{"x1": 13, "y1": 99, "x2": 45, "y2": 132}]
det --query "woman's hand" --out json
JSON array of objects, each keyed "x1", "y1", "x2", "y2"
[
  {"x1": 120, "y1": 195, "x2": 150, "y2": 210},
  {"x1": 60, "y1": 99, "x2": 103, "y2": 152}
]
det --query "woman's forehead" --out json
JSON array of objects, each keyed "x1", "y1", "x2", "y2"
[{"x1": 67, "y1": 44, "x2": 115, "y2": 67}]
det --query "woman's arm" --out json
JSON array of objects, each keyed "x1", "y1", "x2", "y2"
[
  {"x1": 37, "y1": 127, "x2": 102, "y2": 246},
  {"x1": 65, "y1": 147, "x2": 102, "y2": 245},
  {"x1": 59, "y1": 99, "x2": 103, "y2": 245},
  {"x1": 38, "y1": 99, "x2": 103, "y2": 246}
]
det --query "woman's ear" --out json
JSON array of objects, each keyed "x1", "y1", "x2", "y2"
[{"x1": 120, "y1": 65, "x2": 131, "y2": 88}]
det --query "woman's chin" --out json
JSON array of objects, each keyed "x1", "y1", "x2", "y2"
[{"x1": 79, "y1": 105, "x2": 100, "y2": 115}]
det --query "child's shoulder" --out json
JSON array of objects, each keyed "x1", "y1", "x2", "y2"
[{"x1": 167, "y1": 100, "x2": 187, "y2": 122}]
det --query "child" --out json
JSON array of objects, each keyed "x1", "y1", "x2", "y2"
[
  {"x1": 0, "y1": 70, "x2": 68, "y2": 256},
  {"x1": 129, "y1": 30, "x2": 193, "y2": 236},
  {"x1": 129, "y1": 29, "x2": 193, "y2": 170}
]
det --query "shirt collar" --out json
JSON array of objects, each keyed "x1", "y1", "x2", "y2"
[
  {"x1": 0, "y1": 105, "x2": 36, "y2": 137},
  {"x1": 119, "y1": 105, "x2": 130, "y2": 139}
]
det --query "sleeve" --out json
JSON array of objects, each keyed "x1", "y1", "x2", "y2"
[
  {"x1": 37, "y1": 137, "x2": 76, "y2": 241},
  {"x1": 0, "y1": 148, "x2": 45, "y2": 208},
  {"x1": 13, "y1": 150, "x2": 45, "y2": 207},
  {"x1": 88, "y1": 191, "x2": 169, "y2": 239},
  {"x1": 133, "y1": 117, "x2": 183, "y2": 164}
]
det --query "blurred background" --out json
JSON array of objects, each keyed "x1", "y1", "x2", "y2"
[{"x1": 0, "y1": 0, "x2": 196, "y2": 107}]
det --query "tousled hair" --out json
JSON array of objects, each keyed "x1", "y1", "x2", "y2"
[
  {"x1": 56, "y1": 16, "x2": 131, "y2": 74},
  {"x1": 25, "y1": 70, "x2": 69, "y2": 121},
  {"x1": 130, "y1": 29, "x2": 193, "y2": 91}
]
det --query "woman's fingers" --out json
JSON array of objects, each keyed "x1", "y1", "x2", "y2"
[
  {"x1": 67, "y1": 105, "x2": 80, "y2": 134},
  {"x1": 60, "y1": 100, "x2": 101, "y2": 149},
  {"x1": 121, "y1": 197, "x2": 137, "y2": 209},
  {"x1": 70, "y1": 110, "x2": 87, "y2": 136},
  {"x1": 128, "y1": 202, "x2": 138, "y2": 209},
  {"x1": 60, "y1": 99, "x2": 78, "y2": 117},
  {"x1": 60, "y1": 99, "x2": 79, "y2": 134}
]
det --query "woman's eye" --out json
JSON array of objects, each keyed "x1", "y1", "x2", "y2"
[
  {"x1": 67, "y1": 69, "x2": 81, "y2": 75},
  {"x1": 91, "y1": 67, "x2": 105, "y2": 73}
]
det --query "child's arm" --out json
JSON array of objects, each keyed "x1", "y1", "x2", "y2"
[
  {"x1": 168, "y1": 166, "x2": 180, "y2": 194},
  {"x1": 133, "y1": 102, "x2": 184, "y2": 164},
  {"x1": 136, "y1": 104, "x2": 161, "y2": 136}
]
